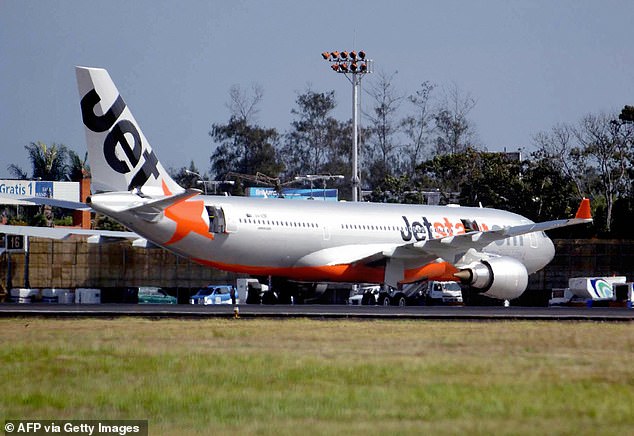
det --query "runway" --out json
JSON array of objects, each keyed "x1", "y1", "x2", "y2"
[{"x1": 0, "y1": 303, "x2": 633, "y2": 321}]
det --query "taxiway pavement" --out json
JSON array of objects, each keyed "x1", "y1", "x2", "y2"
[{"x1": 0, "y1": 303, "x2": 633, "y2": 321}]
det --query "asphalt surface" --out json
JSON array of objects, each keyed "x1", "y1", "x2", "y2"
[{"x1": 0, "y1": 303, "x2": 633, "y2": 321}]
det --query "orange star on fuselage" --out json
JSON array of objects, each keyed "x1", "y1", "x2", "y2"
[{"x1": 162, "y1": 181, "x2": 214, "y2": 245}]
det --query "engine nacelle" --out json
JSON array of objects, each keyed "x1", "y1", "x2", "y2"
[{"x1": 456, "y1": 256, "x2": 528, "y2": 300}]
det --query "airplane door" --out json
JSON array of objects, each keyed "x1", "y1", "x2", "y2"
[
  {"x1": 206, "y1": 205, "x2": 236, "y2": 233},
  {"x1": 322, "y1": 225, "x2": 331, "y2": 241},
  {"x1": 221, "y1": 204, "x2": 237, "y2": 233}
]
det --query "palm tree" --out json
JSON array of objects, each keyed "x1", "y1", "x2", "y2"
[
  {"x1": 67, "y1": 150, "x2": 90, "y2": 181},
  {"x1": 7, "y1": 141, "x2": 70, "y2": 181}
]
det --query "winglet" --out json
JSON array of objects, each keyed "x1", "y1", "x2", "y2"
[{"x1": 575, "y1": 198, "x2": 592, "y2": 220}]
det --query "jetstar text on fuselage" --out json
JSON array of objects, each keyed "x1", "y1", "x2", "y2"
[{"x1": 400, "y1": 215, "x2": 490, "y2": 242}]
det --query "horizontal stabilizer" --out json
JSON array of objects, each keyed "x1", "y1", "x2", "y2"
[
  {"x1": 124, "y1": 189, "x2": 202, "y2": 221},
  {"x1": 0, "y1": 224, "x2": 137, "y2": 241},
  {"x1": 0, "y1": 193, "x2": 91, "y2": 211}
]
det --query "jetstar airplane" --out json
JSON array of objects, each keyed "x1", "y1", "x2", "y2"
[{"x1": 0, "y1": 67, "x2": 593, "y2": 301}]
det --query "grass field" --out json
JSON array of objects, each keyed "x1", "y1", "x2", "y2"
[{"x1": 1, "y1": 318, "x2": 633, "y2": 435}]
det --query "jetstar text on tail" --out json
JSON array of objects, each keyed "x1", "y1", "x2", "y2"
[{"x1": 80, "y1": 88, "x2": 159, "y2": 190}]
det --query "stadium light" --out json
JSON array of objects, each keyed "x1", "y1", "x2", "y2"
[
  {"x1": 321, "y1": 49, "x2": 373, "y2": 202},
  {"x1": 185, "y1": 170, "x2": 234, "y2": 195}
]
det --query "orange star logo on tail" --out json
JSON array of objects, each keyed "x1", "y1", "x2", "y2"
[{"x1": 162, "y1": 180, "x2": 214, "y2": 245}]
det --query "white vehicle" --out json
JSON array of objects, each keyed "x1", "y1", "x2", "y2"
[
  {"x1": 0, "y1": 67, "x2": 594, "y2": 304},
  {"x1": 236, "y1": 278, "x2": 270, "y2": 304},
  {"x1": 550, "y1": 277, "x2": 631, "y2": 306},
  {"x1": 348, "y1": 285, "x2": 381, "y2": 305},
  {"x1": 424, "y1": 281, "x2": 463, "y2": 304},
  {"x1": 189, "y1": 285, "x2": 236, "y2": 305},
  {"x1": 568, "y1": 276, "x2": 626, "y2": 300},
  {"x1": 613, "y1": 282, "x2": 633, "y2": 304},
  {"x1": 371, "y1": 281, "x2": 463, "y2": 306}
]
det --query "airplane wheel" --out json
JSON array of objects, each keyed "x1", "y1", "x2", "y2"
[
  {"x1": 380, "y1": 295, "x2": 391, "y2": 306},
  {"x1": 397, "y1": 296, "x2": 407, "y2": 307}
]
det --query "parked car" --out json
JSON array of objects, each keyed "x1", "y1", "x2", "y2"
[
  {"x1": 353, "y1": 281, "x2": 463, "y2": 306},
  {"x1": 138, "y1": 287, "x2": 177, "y2": 304},
  {"x1": 189, "y1": 285, "x2": 237, "y2": 305},
  {"x1": 348, "y1": 285, "x2": 381, "y2": 305}
]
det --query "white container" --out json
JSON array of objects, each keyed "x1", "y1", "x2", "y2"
[
  {"x1": 42, "y1": 288, "x2": 70, "y2": 304},
  {"x1": 9, "y1": 288, "x2": 40, "y2": 303},
  {"x1": 75, "y1": 288, "x2": 101, "y2": 304},
  {"x1": 59, "y1": 290, "x2": 75, "y2": 304},
  {"x1": 568, "y1": 277, "x2": 627, "y2": 300}
]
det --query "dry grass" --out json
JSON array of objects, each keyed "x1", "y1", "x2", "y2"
[{"x1": 1, "y1": 318, "x2": 633, "y2": 435}]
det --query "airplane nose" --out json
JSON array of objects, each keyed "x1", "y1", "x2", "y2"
[
  {"x1": 544, "y1": 235, "x2": 555, "y2": 264},
  {"x1": 536, "y1": 234, "x2": 556, "y2": 272},
  {"x1": 527, "y1": 233, "x2": 556, "y2": 274}
]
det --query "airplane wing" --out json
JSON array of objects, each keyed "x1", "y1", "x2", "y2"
[
  {"x1": 401, "y1": 214, "x2": 592, "y2": 264},
  {"x1": 0, "y1": 224, "x2": 138, "y2": 241},
  {"x1": 401, "y1": 198, "x2": 592, "y2": 263},
  {"x1": 305, "y1": 198, "x2": 593, "y2": 285},
  {"x1": 0, "y1": 191, "x2": 136, "y2": 243}
]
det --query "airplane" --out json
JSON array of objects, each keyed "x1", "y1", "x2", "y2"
[{"x1": 0, "y1": 66, "x2": 593, "y2": 302}]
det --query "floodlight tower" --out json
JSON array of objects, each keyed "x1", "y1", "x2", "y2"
[{"x1": 321, "y1": 50, "x2": 373, "y2": 202}]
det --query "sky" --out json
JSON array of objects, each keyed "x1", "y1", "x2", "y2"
[{"x1": 1, "y1": 1, "x2": 632, "y2": 179}]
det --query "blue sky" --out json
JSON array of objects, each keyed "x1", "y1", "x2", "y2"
[{"x1": 1, "y1": 1, "x2": 632, "y2": 178}]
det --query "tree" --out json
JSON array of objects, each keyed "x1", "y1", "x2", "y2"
[
  {"x1": 169, "y1": 160, "x2": 205, "y2": 189},
  {"x1": 523, "y1": 151, "x2": 580, "y2": 223},
  {"x1": 282, "y1": 89, "x2": 338, "y2": 176},
  {"x1": 574, "y1": 112, "x2": 631, "y2": 233},
  {"x1": 8, "y1": 141, "x2": 69, "y2": 181},
  {"x1": 209, "y1": 85, "x2": 284, "y2": 184},
  {"x1": 532, "y1": 123, "x2": 589, "y2": 199},
  {"x1": 433, "y1": 83, "x2": 478, "y2": 155},
  {"x1": 417, "y1": 149, "x2": 534, "y2": 212},
  {"x1": 7, "y1": 142, "x2": 80, "y2": 226},
  {"x1": 618, "y1": 105, "x2": 634, "y2": 123},
  {"x1": 281, "y1": 88, "x2": 352, "y2": 197},
  {"x1": 226, "y1": 83, "x2": 264, "y2": 124},
  {"x1": 400, "y1": 81, "x2": 436, "y2": 176},
  {"x1": 209, "y1": 117, "x2": 283, "y2": 182},
  {"x1": 67, "y1": 150, "x2": 90, "y2": 182},
  {"x1": 365, "y1": 71, "x2": 404, "y2": 186}
]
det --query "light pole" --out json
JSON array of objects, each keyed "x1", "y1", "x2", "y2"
[
  {"x1": 184, "y1": 170, "x2": 234, "y2": 195},
  {"x1": 321, "y1": 50, "x2": 373, "y2": 202},
  {"x1": 203, "y1": 180, "x2": 235, "y2": 195},
  {"x1": 184, "y1": 169, "x2": 207, "y2": 194},
  {"x1": 294, "y1": 174, "x2": 344, "y2": 200}
]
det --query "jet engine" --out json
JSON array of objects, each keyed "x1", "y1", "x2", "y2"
[{"x1": 454, "y1": 256, "x2": 528, "y2": 300}]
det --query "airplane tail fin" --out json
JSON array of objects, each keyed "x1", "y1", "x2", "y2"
[{"x1": 75, "y1": 66, "x2": 182, "y2": 195}]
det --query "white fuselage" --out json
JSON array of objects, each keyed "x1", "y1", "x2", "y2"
[{"x1": 90, "y1": 193, "x2": 555, "y2": 284}]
